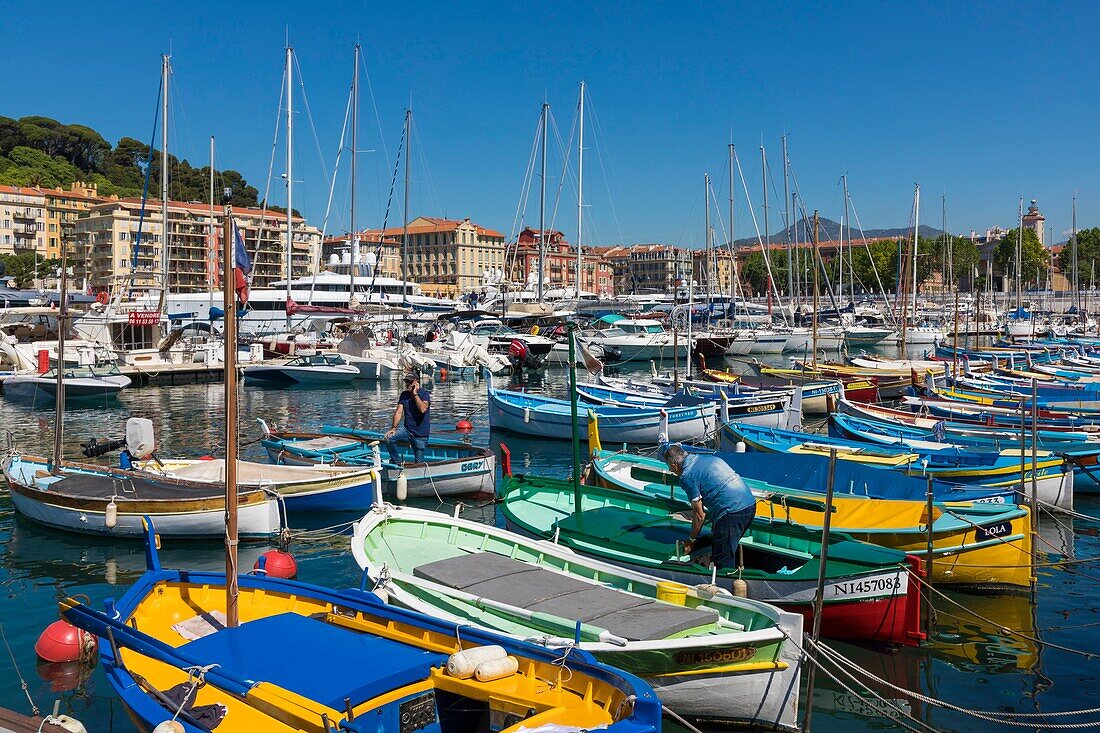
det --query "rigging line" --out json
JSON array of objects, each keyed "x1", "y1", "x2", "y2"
[
  {"x1": 250, "y1": 61, "x2": 287, "y2": 273},
  {"x1": 410, "y1": 115, "x2": 444, "y2": 219},
  {"x1": 358, "y1": 49, "x2": 391, "y2": 173},
  {"x1": 547, "y1": 105, "x2": 578, "y2": 241},
  {"x1": 123, "y1": 71, "x2": 163, "y2": 302},
  {"x1": 311, "y1": 78, "x2": 353, "y2": 303},
  {"x1": 734, "y1": 150, "x2": 787, "y2": 324},
  {"x1": 366, "y1": 126, "x2": 404, "y2": 297},
  {"x1": 292, "y1": 53, "x2": 333, "y2": 208},
  {"x1": 583, "y1": 93, "x2": 626, "y2": 246},
  {"x1": 504, "y1": 112, "x2": 544, "y2": 286}
]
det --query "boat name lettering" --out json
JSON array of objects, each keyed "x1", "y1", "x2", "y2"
[
  {"x1": 745, "y1": 403, "x2": 779, "y2": 414},
  {"x1": 845, "y1": 381, "x2": 873, "y2": 390},
  {"x1": 672, "y1": 646, "x2": 757, "y2": 666},
  {"x1": 460, "y1": 461, "x2": 483, "y2": 473},
  {"x1": 831, "y1": 576, "x2": 901, "y2": 597},
  {"x1": 976, "y1": 521, "x2": 1012, "y2": 541},
  {"x1": 973, "y1": 496, "x2": 1006, "y2": 504}
]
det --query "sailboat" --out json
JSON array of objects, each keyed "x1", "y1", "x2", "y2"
[{"x1": 57, "y1": 116, "x2": 663, "y2": 731}]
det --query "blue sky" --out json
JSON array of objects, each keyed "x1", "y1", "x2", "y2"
[{"x1": 2, "y1": 1, "x2": 1095, "y2": 246}]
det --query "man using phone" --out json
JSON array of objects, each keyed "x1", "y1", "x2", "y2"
[{"x1": 385, "y1": 371, "x2": 431, "y2": 464}]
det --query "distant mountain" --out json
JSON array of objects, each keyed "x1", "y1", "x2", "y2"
[{"x1": 732, "y1": 216, "x2": 945, "y2": 247}]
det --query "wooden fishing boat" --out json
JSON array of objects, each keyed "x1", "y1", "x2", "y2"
[
  {"x1": 498, "y1": 461, "x2": 925, "y2": 647},
  {"x1": 722, "y1": 421, "x2": 1075, "y2": 511},
  {"x1": 588, "y1": 449, "x2": 1033, "y2": 590},
  {"x1": 838, "y1": 397, "x2": 1100, "y2": 439},
  {"x1": 352, "y1": 504, "x2": 803, "y2": 729},
  {"x1": 2, "y1": 453, "x2": 282, "y2": 537},
  {"x1": 488, "y1": 378, "x2": 715, "y2": 443},
  {"x1": 576, "y1": 382, "x2": 795, "y2": 429},
  {"x1": 761, "y1": 361, "x2": 913, "y2": 400},
  {"x1": 751, "y1": 365, "x2": 882, "y2": 403},
  {"x1": 130, "y1": 457, "x2": 382, "y2": 512},
  {"x1": 260, "y1": 424, "x2": 495, "y2": 499},
  {"x1": 59, "y1": 525, "x2": 662, "y2": 733}
]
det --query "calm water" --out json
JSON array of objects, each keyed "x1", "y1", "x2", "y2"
[{"x1": 1, "y1": 353, "x2": 1099, "y2": 732}]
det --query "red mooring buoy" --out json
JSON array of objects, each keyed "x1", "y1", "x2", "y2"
[
  {"x1": 456, "y1": 419, "x2": 473, "y2": 432},
  {"x1": 35, "y1": 619, "x2": 97, "y2": 664},
  {"x1": 254, "y1": 550, "x2": 298, "y2": 579}
]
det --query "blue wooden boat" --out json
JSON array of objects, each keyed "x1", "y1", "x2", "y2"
[
  {"x1": 260, "y1": 424, "x2": 495, "y2": 499},
  {"x1": 576, "y1": 382, "x2": 797, "y2": 429},
  {"x1": 58, "y1": 522, "x2": 662, "y2": 733},
  {"x1": 488, "y1": 378, "x2": 715, "y2": 443},
  {"x1": 721, "y1": 421, "x2": 1074, "y2": 510}
]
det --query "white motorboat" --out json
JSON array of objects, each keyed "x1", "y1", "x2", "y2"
[
  {"x1": 2, "y1": 365, "x2": 132, "y2": 403},
  {"x1": 746, "y1": 329, "x2": 788, "y2": 354},
  {"x1": 243, "y1": 353, "x2": 360, "y2": 385},
  {"x1": 336, "y1": 330, "x2": 401, "y2": 379},
  {"x1": 580, "y1": 314, "x2": 689, "y2": 363}
]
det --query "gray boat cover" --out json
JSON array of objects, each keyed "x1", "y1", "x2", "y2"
[{"x1": 414, "y1": 552, "x2": 717, "y2": 640}]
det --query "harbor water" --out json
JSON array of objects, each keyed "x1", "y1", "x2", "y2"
[{"x1": 1, "y1": 353, "x2": 1098, "y2": 732}]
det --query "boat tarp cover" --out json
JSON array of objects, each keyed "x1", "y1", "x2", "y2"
[{"x1": 414, "y1": 552, "x2": 717, "y2": 640}]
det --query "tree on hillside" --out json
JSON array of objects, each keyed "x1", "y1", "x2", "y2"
[
  {"x1": 0, "y1": 253, "x2": 60, "y2": 287},
  {"x1": 994, "y1": 228, "x2": 1049, "y2": 289}
]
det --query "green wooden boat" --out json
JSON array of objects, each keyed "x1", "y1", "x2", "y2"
[
  {"x1": 498, "y1": 456, "x2": 925, "y2": 647},
  {"x1": 352, "y1": 504, "x2": 802, "y2": 729}
]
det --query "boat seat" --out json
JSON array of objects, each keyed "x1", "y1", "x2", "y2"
[
  {"x1": 179, "y1": 612, "x2": 447, "y2": 708},
  {"x1": 414, "y1": 553, "x2": 717, "y2": 641},
  {"x1": 290, "y1": 436, "x2": 357, "y2": 452}
]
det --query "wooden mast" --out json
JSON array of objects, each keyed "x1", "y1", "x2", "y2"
[
  {"x1": 50, "y1": 241, "x2": 68, "y2": 473},
  {"x1": 223, "y1": 207, "x2": 239, "y2": 629},
  {"x1": 812, "y1": 211, "x2": 820, "y2": 366}
]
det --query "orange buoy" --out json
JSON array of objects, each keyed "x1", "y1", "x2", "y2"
[
  {"x1": 456, "y1": 419, "x2": 473, "y2": 432},
  {"x1": 35, "y1": 620, "x2": 97, "y2": 664},
  {"x1": 440, "y1": 368, "x2": 448, "y2": 380},
  {"x1": 254, "y1": 550, "x2": 298, "y2": 579}
]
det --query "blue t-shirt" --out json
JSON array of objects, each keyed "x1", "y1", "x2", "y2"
[
  {"x1": 680, "y1": 453, "x2": 755, "y2": 520},
  {"x1": 399, "y1": 387, "x2": 431, "y2": 437}
]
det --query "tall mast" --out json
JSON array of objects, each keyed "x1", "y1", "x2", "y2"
[
  {"x1": 575, "y1": 81, "x2": 585, "y2": 296},
  {"x1": 761, "y1": 145, "x2": 769, "y2": 288},
  {"x1": 941, "y1": 194, "x2": 949, "y2": 293},
  {"x1": 159, "y1": 54, "x2": 170, "y2": 312},
  {"x1": 50, "y1": 241, "x2": 68, "y2": 473},
  {"x1": 842, "y1": 174, "x2": 850, "y2": 305},
  {"x1": 1072, "y1": 195, "x2": 1080, "y2": 321},
  {"x1": 222, "y1": 206, "x2": 239, "y2": 628},
  {"x1": 538, "y1": 101, "x2": 548, "y2": 301},
  {"x1": 285, "y1": 45, "x2": 294, "y2": 331},
  {"x1": 401, "y1": 108, "x2": 411, "y2": 307},
  {"x1": 728, "y1": 143, "x2": 736, "y2": 303},
  {"x1": 350, "y1": 44, "x2": 360, "y2": 304},
  {"x1": 911, "y1": 184, "x2": 920, "y2": 313},
  {"x1": 782, "y1": 135, "x2": 792, "y2": 301},
  {"x1": 704, "y1": 173, "x2": 711, "y2": 308},
  {"x1": 208, "y1": 136, "x2": 215, "y2": 305},
  {"x1": 1016, "y1": 197, "x2": 1024, "y2": 311}
]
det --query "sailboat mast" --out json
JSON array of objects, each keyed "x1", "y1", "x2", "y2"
[
  {"x1": 782, "y1": 136, "x2": 792, "y2": 301},
  {"x1": 159, "y1": 54, "x2": 170, "y2": 312},
  {"x1": 350, "y1": 44, "x2": 359, "y2": 304},
  {"x1": 911, "y1": 184, "x2": 920, "y2": 313},
  {"x1": 208, "y1": 136, "x2": 215, "y2": 306},
  {"x1": 401, "y1": 108, "x2": 411, "y2": 307},
  {"x1": 51, "y1": 242, "x2": 68, "y2": 473},
  {"x1": 575, "y1": 81, "x2": 585, "y2": 297},
  {"x1": 1015, "y1": 197, "x2": 1023, "y2": 311},
  {"x1": 704, "y1": 173, "x2": 711, "y2": 308},
  {"x1": 842, "y1": 174, "x2": 851, "y2": 306},
  {"x1": 1072, "y1": 195, "x2": 1080, "y2": 322},
  {"x1": 222, "y1": 207, "x2": 239, "y2": 628},
  {"x1": 761, "y1": 145, "x2": 769, "y2": 286},
  {"x1": 538, "y1": 102, "x2": 547, "y2": 302},
  {"x1": 728, "y1": 143, "x2": 736, "y2": 303},
  {"x1": 285, "y1": 45, "x2": 294, "y2": 332}
]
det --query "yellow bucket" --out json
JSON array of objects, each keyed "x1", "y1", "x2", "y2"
[{"x1": 655, "y1": 581, "x2": 689, "y2": 606}]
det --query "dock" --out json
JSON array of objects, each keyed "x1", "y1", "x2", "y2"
[
  {"x1": 116, "y1": 360, "x2": 227, "y2": 387},
  {"x1": 0, "y1": 707, "x2": 71, "y2": 733}
]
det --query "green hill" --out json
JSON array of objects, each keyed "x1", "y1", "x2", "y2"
[{"x1": 0, "y1": 115, "x2": 264, "y2": 209}]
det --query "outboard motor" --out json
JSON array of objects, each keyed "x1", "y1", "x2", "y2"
[{"x1": 81, "y1": 418, "x2": 157, "y2": 469}]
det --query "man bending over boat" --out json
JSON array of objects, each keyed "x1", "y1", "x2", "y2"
[
  {"x1": 385, "y1": 371, "x2": 431, "y2": 464},
  {"x1": 659, "y1": 434, "x2": 755, "y2": 569}
]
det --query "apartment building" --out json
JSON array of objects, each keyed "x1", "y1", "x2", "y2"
[
  {"x1": 38, "y1": 182, "x2": 104, "y2": 259},
  {"x1": 0, "y1": 185, "x2": 46, "y2": 256},
  {"x1": 508, "y1": 228, "x2": 613, "y2": 296},
  {"x1": 692, "y1": 247, "x2": 736, "y2": 293},
  {"x1": 73, "y1": 198, "x2": 322, "y2": 294},
  {"x1": 347, "y1": 217, "x2": 506, "y2": 298}
]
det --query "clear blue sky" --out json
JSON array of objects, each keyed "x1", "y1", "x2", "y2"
[{"x1": 2, "y1": 1, "x2": 1095, "y2": 247}]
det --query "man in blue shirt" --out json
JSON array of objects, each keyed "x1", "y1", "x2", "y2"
[
  {"x1": 661, "y1": 443, "x2": 756, "y2": 569},
  {"x1": 385, "y1": 371, "x2": 431, "y2": 464}
]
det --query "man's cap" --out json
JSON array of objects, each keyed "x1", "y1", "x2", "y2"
[
  {"x1": 403, "y1": 371, "x2": 418, "y2": 382},
  {"x1": 657, "y1": 441, "x2": 681, "y2": 460}
]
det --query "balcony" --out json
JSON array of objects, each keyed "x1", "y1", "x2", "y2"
[
  {"x1": 13, "y1": 209, "x2": 35, "y2": 221},
  {"x1": 14, "y1": 225, "x2": 36, "y2": 238}
]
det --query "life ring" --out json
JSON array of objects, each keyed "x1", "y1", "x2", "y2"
[
  {"x1": 96, "y1": 291, "x2": 109, "y2": 305},
  {"x1": 529, "y1": 325, "x2": 540, "y2": 336}
]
